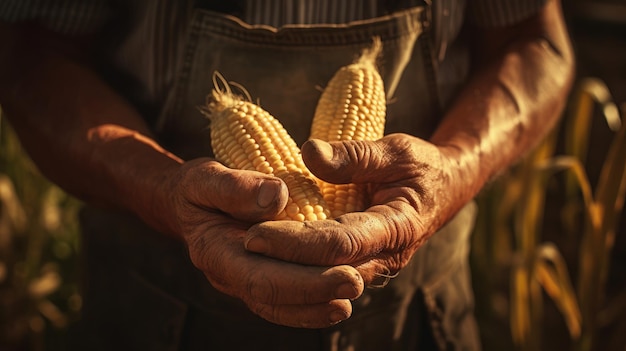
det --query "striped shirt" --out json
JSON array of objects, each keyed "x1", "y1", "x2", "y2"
[
  {"x1": 242, "y1": 0, "x2": 383, "y2": 27},
  {"x1": 0, "y1": 0, "x2": 547, "y2": 35},
  {"x1": 0, "y1": 0, "x2": 111, "y2": 35}
]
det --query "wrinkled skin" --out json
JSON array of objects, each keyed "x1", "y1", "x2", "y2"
[
  {"x1": 167, "y1": 158, "x2": 365, "y2": 328},
  {"x1": 240, "y1": 2, "x2": 576, "y2": 312},
  {"x1": 169, "y1": 135, "x2": 461, "y2": 329},
  {"x1": 245, "y1": 134, "x2": 459, "y2": 286},
  {"x1": 0, "y1": 0, "x2": 573, "y2": 332}
]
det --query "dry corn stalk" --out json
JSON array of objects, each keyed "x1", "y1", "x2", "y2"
[
  {"x1": 203, "y1": 72, "x2": 331, "y2": 221},
  {"x1": 310, "y1": 37, "x2": 386, "y2": 217}
]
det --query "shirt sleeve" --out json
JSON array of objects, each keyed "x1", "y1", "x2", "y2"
[
  {"x1": 468, "y1": 0, "x2": 548, "y2": 28},
  {"x1": 0, "y1": 0, "x2": 111, "y2": 35}
]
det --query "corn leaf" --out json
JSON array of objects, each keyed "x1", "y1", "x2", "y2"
[
  {"x1": 577, "y1": 201, "x2": 604, "y2": 336},
  {"x1": 565, "y1": 78, "x2": 620, "y2": 164},
  {"x1": 537, "y1": 156, "x2": 595, "y2": 215},
  {"x1": 515, "y1": 135, "x2": 557, "y2": 257},
  {"x1": 533, "y1": 243, "x2": 582, "y2": 339},
  {"x1": 511, "y1": 259, "x2": 531, "y2": 345},
  {"x1": 563, "y1": 78, "x2": 621, "y2": 221},
  {"x1": 564, "y1": 81, "x2": 594, "y2": 165},
  {"x1": 529, "y1": 269, "x2": 544, "y2": 349},
  {"x1": 594, "y1": 106, "x2": 626, "y2": 243},
  {"x1": 578, "y1": 106, "x2": 626, "y2": 341},
  {"x1": 575, "y1": 105, "x2": 625, "y2": 351},
  {"x1": 518, "y1": 177, "x2": 544, "y2": 257}
]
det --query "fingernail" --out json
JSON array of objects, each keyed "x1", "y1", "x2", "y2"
[
  {"x1": 245, "y1": 236, "x2": 269, "y2": 254},
  {"x1": 257, "y1": 180, "x2": 280, "y2": 208},
  {"x1": 330, "y1": 310, "x2": 349, "y2": 324},
  {"x1": 335, "y1": 283, "x2": 358, "y2": 299},
  {"x1": 315, "y1": 140, "x2": 334, "y2": 160}
]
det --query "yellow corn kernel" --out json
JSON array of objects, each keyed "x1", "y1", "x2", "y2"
[
  {"x1": 310, "y1": 37, "x2": 386, "y2": 217},
  {"x1": 203, "y1": 72, "x2": 331, "y2": 221}
]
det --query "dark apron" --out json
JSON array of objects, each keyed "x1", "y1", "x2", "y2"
[{"x1": 72, "y1": 2, "x2": 480, "y2": 350}]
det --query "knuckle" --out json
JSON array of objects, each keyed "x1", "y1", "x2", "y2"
[
  {"x1": 186, "y1": 233, "x2": 234, "y2": 293},
  {"x1": 186, "y1": 233, "x2": 210, "y2": 269},
  {"x1": 337, "y1": 233, "x2": 363, "y2": 262},
  {"x1": 245, "y1": 269, "x2": 279, "y2": 305},
  {"x1": 387, "y1": 255, "x2": 408, "y2": 273},
  {"x1": 325, "y1": 227, "x2": 362, "y2": 264},
  {"x1": 330, "y1": 216, "x2": 371, "y2": 263}
]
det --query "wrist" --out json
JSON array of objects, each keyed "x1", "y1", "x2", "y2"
[
  {"x1": 131, "y1": 155, "x2": 185, "y2": 239},
  {"x1": 435, "y1": 142, "x2": 484, "y2": 211},
  {"x1": 87, "y1": 124, "x2": 185, "y2": 238}
]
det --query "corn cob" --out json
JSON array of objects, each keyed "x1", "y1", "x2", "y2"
[
  {"x1": 310, "y1": 37, "x2": 386, "y2": 218},
  {"x1": 203, "y1": 72, "x2": 331, "y2": 221}
]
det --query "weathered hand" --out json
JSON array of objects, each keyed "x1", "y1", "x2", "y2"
[
  {"x1": 245, "y1": 134, "x2": 469, "y2": 286},
  {"x1": 166, "y1": 158, "x2": 364, "y2": 328}
]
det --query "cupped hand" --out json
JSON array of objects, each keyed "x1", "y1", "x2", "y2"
[
  {"x1": 165, "y1": 158, "x2": 364, "y2": 328},
  {"x1": 245, "y1": 134, "x2": 471, "y2": 286}
]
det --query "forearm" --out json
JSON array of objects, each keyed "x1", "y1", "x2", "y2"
[
  {"x1": 430, "y1": 0, "x2": 574, "y2": 211},
  {"x1": 0, "y1": 23, "x2": 183, "y2": 236}
]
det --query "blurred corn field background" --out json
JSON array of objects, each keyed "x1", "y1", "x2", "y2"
[
  {"x1": 0, "y1": 1, "x2": 625, "y2": 350},
  {"x1": 471, "y1": 79, "x2": 626, "y2": 351},
  {"x1": 472, "y1": 2, "x2": 626, "y2": 350},
  {"x1": 0, "y1": 108, "x2": 83, "y2": 351}
]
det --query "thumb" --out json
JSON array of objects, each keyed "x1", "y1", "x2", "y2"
[
  {"x1": 301, "y1": 138, "x2": 388, "y2": 184},
  {"x1": 182, "y1": 159, "x2": 289, "y2": 222}
]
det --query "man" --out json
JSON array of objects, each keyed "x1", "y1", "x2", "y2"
[{"x1": 0, "y1": 0, "x2": 573, "y2": 350}]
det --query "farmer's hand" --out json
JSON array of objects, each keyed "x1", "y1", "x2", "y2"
[
  {"x1": 170, "y1": 158, "x2": 364, "y2": 328},
  {"x1": 244, "y1": 134, "x2": 471, "y2": 286}
]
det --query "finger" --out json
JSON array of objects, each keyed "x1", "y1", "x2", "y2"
[
  {"x1": 300, "y1": 138, "x2": 386, "y2": 184},
  {"x1": 187, "y1": 225, "x2": 364, "y2": 306},
  {"x1": 301, "y1": 139, "x2": 372, "y2": 184},
  {"x1": 354, "y1": 259, "x2": 401, "y2": 288},
  {"x1": 301, "y1": 136, "x2": 426, "y2": 185},
  {"x1": 245, "y1": 203, "x2": 420, "y2": 267},
  {"x1": 181, "y1": 158, "x2": 289, "y2": 222},
  {"x1": 246, "y1": 299, "x2": 353, "y2": 329},
  {"x1": 224, "y1": 261, "x2": 364, "y2": 305}
]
